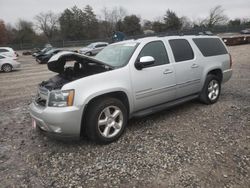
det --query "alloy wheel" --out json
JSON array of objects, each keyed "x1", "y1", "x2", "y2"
[
  {"x1": 97, "y1": 105, "x2": 124, "y2": 138},
  {"x1": 208, "y1": 80, "x2": 219, "y2": 101}
]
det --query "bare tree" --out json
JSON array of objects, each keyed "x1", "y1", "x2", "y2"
[
  {"x1": 180, "y1": 16, "x2": 193, "y2": 30},
  {"x1": 206, "y1": 5, "x2": 228, "y2": 28},
  {"x1": 101, "y1": 6, "x2": 127, "y2": 36},
  {"x1": 34, "y1": 11, "x2": 59, "y2": 41}
]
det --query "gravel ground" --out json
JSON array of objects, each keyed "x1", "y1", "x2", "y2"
[{"x1": 0, "y1": 45, "x2": 249, "y2": 187}]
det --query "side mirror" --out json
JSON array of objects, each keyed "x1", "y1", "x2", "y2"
[{"x1": 135, "y1": 56, "x2": 155, "y2": 70}]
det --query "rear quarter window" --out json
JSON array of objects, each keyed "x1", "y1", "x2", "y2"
[
  {"x1": 0, "y1": 49, "x2": 9, "y2": 52},
  {"x1": 169, "y1": 39, "x2": 194, "y2": 62},
  {"x1": 193, "y1": 38, "x2": 228, "y2": 57}
]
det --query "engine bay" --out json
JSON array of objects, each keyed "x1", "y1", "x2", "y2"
[{"x1": 39, "y1": 52, "x2": 113, "y2": 90}]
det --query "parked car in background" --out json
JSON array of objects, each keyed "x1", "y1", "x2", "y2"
[
  {"x1": 0, "y1": 54, "x2": 21, "y2": 72},
  {"x1": 36, "y1": 49, "x2": 62, "y2": 64},
  {"x1": 0, "y1": 47, "x2": 18, "y2": 59},
  {"x1": 79, "y1": 42, "x2": 109, "y2": 56},
  {"x1": 32, "y1": 47, "x2": 53, "y2": 58},
  {"x1": 240, "y1": 28, "x2": 250, "y2": 34},
  {"x1": 30, "y1": 36, "x2": 232, "y2": 143},
  {"x1": 198, "y1": 31, "x2": 214, "y2": 36}
]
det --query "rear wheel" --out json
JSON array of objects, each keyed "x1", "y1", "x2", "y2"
[
  {"x1": 199, "y1": 74, "x2": 221, "y2": 104},
  {"x1": 85, "y1": 97, "x2": 127, "y2": 144},
  {"x1": 2, "y1": 64, "x2": 12, "y2": 72}
]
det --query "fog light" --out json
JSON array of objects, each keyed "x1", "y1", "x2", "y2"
[{"x1": 50, "y1": 125, "x2": 62, "y2": 133}]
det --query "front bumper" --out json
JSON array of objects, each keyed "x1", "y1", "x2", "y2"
[
  {"x1": 222, "y1": 69, "x2": 233, "y2": 83},
  {"x1": 29, "y1": 102, "x2": 84, "y2": 138},
  {"x1": 12, "y1": 63, "x2": 21, "y2": 70}
]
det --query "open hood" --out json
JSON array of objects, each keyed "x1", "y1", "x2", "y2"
[{"x1": 47, "y1": 51, "x2": 114, "y2": 73}]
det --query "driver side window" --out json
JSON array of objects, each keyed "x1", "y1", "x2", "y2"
[{"x1": 138, "y1": 41, "x2": 169, "y2": 67}]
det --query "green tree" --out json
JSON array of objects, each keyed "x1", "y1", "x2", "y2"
[
  {"x1": 228, "y1": 19, "x2": 241, "y2": 26},
  {"x1": 14, "y1": 20, "x2": 36, "y2": 43},
  {"x1": 164, "y1": 9, "x2": 182, "y2": 30},
  {"x1": 59, "y1": 6, "x2": 87, "y2": 40},
  {"x1": 122, "y1": 15, "x2": 142, "y2": 36},
  {"x1": 0, "y1": 20, "x2": 8, "y2": 44},
  {"x1": 59, "y1": 5, "x2": 99, "y2": 40},
  {"x1": 152, "y1": 21, "x2": 165, "y2": 32},
  {"x1": 84, "y1": 5, "x2": 99, "y2": 39}
]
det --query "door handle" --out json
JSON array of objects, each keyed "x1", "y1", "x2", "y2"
[
  {"x1": 163, "y1": 69, "x2": 173, "y2": 74},
  {"x1": 191, "y1": 64, "x2": 199, "y2": 68}
]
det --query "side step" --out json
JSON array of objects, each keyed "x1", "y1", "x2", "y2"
[{"x1": 131, "y1": 94, "x2": 199, "y2": 118}]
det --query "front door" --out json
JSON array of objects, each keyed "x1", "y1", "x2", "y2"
[{"x1": 130, "y1": 41, "x2": 177, "y2": 111}]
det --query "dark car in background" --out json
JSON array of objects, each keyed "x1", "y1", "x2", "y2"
[
  {"x1": 32, "y1": 47, "x2": 53, "y2": 58},
  {"x1": 36, "y1": 49, "x2": 62, "y2": 64}
]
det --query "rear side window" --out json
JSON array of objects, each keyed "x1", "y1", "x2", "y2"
[
  {"x1": 0, "y1": 49, "x2": 8, "y2": 52},
  {"x1": 138, "y1": 41, "x2": 169, "y2": 67},
  {"x1": 169, "y1": 39, "x2": 194, "y2": 62},
  {"x1": 193, "y1": 38, "x2": 228, "y2": 57},
  {"x1": 96, "y1": 44, "x2": 107, "y2": 48}
]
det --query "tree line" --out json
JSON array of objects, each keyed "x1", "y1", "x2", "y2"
[{"x1": 0, "y1": 5, "x2": 250, "y2": 45}]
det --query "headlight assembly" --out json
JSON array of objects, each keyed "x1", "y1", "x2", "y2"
[{"x1": 48, "y1": 90, "x2": 74, "y2": 107}]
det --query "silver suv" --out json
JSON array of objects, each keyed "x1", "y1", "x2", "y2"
[
  {"x1": 30, "y1": 36, "x2": 232, "y2": 143},
  {"x1": 79, "y1": 42, "x2": 109, "y2": 56}
]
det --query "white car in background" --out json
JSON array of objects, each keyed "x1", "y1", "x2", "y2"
[
  {"x1": 0, "y1": 54, "x2": 21, "y2": 72},
  {"x1": 0, "y1": 47, "x2": 18, "y2": 59},
  {"x1": 79, "y1": 42, "x2": 109, "y2": 56}
]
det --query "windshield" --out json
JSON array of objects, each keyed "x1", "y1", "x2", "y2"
[
  {"x1": 41, "y1": 48, "x2": 47, "y2": 53},
  {"x1": 86, "y1": 43, "x2": 95, "y2": 49},
  {"x1": 45, "y1": 49, "x2": 55, "y2": 55},
  {"x1": 95, "y1": 42, "x2": 138, "y2": 67}
]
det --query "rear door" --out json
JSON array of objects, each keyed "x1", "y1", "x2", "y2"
[
  {"x1": 168, "y1": 39, "x2": 202, "y2": 98},
  {"x1": 130, "y1": 40, "x2": 177, "y2": 111}
]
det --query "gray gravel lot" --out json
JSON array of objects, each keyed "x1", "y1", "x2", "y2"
[{"x1": 0, "y1": 45, "x2": 249, "y2": 187}]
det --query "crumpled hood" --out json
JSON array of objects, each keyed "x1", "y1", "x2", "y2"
[{"x1": 47, "y1": 51, "x2": 113, "y2": 73}]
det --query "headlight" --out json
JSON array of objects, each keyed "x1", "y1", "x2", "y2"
[{"x1": 48, "y1": 90, "x2": 74, "y2": 107}]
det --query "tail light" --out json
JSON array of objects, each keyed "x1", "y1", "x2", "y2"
[{"x1": 229, "y1": 53, "x2": 233, "y2": 68}]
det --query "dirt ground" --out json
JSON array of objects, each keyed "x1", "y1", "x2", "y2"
[{"x1": 0, "y1": 45, "x2": 249, "y2": 188}]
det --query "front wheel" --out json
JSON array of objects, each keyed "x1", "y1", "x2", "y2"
[
  {"x1": 2, "y1": 64, "x2": 12, "y2": 72},
  {"x1": 85, "y1": 52, "x2": 92, "y2": 56},
  {"x1": 199, "y1": 74, "x2": 221, "y2": 104},
  {"x1": 85, "y1": 98, "x2": 128, "y2": 144}
]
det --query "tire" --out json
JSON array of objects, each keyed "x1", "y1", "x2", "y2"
[
  {"x1": 36, "y1": 58, "x2": 42, "y2": 64},
  {"x1": 199, "y1": 74, "x2": 221, "y2": 104},
  {"x1": 85, "y1": 97, "x2": 128, "y2": 144},
  {"x1": 85, "y1": 52, "x2": 92, "y2": 56},
  {"x1": 2, "y1": 64, "x2": 12, "y2": 72}
]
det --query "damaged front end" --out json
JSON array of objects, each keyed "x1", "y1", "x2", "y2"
[{"x1": 35, "y1": 51, "x2": 113, "y2": 107}]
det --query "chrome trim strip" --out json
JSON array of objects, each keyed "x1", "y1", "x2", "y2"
[
  {"x1": 136, "y1": 84, "x2": 176, "y2": 99},
  {"x1": 177, "y1": 79, "x2": 201, "y2": 88}
]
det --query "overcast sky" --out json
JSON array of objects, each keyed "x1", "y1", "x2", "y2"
[{"x1": 0, "y1": 0, "x2": 249, "y2": 25}]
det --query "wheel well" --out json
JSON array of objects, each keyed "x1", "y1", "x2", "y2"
[
  {"x1": 207, "y1": 69, "x2": 223, "y2": 82},
  {"x1": 80, "y1": 91, "x2": 130, "y2": 137}
]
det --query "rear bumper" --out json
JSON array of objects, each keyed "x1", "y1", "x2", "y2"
[
  {"x1": 222, "y1": 69, "x2": 233, "y2": 83},
  {"x1": 29, "y1": 102, "x2": 84, "y2": 138}
]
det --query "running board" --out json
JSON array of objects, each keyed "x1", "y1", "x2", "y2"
[{"x1": 132, "y1": 94, "x2": 199, "y2": 118}]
